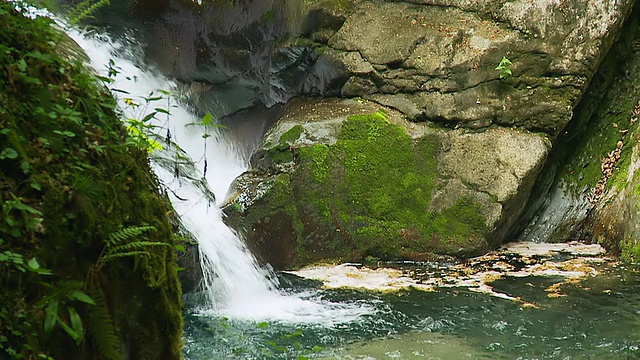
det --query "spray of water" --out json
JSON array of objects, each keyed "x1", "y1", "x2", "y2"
[{"x1": 66, "y1": 27, "x2": 372, "y2": 324}]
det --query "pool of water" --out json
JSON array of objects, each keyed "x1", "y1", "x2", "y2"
[{"x1": 183, "y1": 261, "x2": 640, "y2": 359}]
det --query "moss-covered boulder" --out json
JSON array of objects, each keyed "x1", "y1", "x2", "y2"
[
  {"x1": 223, "y1": 98, "x2": 548, "y2": 268},
  {"x1": 0, "y1": 5, "x2": 181, "y2": 359}
]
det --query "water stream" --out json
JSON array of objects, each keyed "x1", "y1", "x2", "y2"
[{"x1": 64, "y1": 18, "x2": 640, "y2": 360}]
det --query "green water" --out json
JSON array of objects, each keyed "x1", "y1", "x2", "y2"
[{"x1": 184, "y1": 264, "x2": 640, "y2": 359}]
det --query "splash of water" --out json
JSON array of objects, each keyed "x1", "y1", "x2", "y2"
[{"x1": 66, "y1": 27, "x2": 372, "y2": 324}]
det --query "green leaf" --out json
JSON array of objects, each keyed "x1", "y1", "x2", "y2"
[
  {"x1": 17, "y1": 58, "x2": 27, "y2": 72},
  {"x1": 202, "y1": 112, "x2": 214, "y2": 126},
  {"x1": 68, "y1": 307, "x2": 83, "y2": 345},
  {"x1": 0, "y1": 148, "x2": 18, "y2": 160},
  {"x1": 141, "y1": 112, "x2": 157, "y2": 122},
  {"x1": 174, "y1": 244, "x2": 186, "y2": 253},
  {"x1": 256, "y1": 321, "x2": 269, "y2": 329},
  {"x1": 31, "y1": 181, "x2": 42, "y2": 191},
  {"x1": 44, "y1": 300, "x2": 59, "y2": 336},
  {"x1": 53, "y1": 130, "x2": 76, "y2": 138},
  {"x1": 27, "y1": 257, "x2": 40, "y2": 270},
  {"x1": 55, "y1": 310, "x2": 81, "y2": 345},
  {"x1": 20, "y1": 161, "x2": 30, "y2": 174},
  {"x1": 68, "y1": 290, "x2": 96, "y2": 305},
  {"x1": 26, "y1": 257, "x2": 51, "y2": 274}
]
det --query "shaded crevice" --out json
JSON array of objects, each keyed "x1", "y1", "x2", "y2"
[{"x1": 508, "y1": 1, "x2": 640, "y2": 243}]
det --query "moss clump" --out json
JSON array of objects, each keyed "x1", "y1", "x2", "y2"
[
  {"x1": 620, "y1": 238, "x2": 640, "y2": 263},
  {"x1": 287, "y1": 111, "x2": 488, "y2": 263},
  {"x1": 266, "y1": 125, "x2": 305, "y2": 164},
  {"x1": 0, "y1": 4, "x2": 181, "y2": 359}
]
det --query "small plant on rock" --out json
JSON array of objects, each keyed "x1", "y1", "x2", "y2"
[{"x1": 495, "y1": 56, "x2": 513, "y2": 80}]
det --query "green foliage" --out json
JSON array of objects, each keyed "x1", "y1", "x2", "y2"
[
  {"x1": 66, "y1": 0, "x2": 111, "y2": 25},
  {"x1": 98, "y1": 225, "x2": 170, "y2": 268},
  {"x1": 121, "y1": 93, "x2": 168, "y2": 153},
  {"x1": 86, "y1": 287, "x2": 121, "y2": 360},
  {"x1": 39, "y1": 281, "x2": 95, "y2": 345},
  {"x1": 0, "y1": 3, "x2": 182, "y2": 358},
  {"x1": 495, "y1": 56, "x2": 513, "y2": 80}
]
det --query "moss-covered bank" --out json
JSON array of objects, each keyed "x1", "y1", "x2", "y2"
[
  {"x1": 0, "y1": 4, "x2": 182, "y2": 359},
  {"x1": 226, "y1": 110, "x2": 489, "y2": 268}
]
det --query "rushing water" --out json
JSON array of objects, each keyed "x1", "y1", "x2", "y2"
[
  {"x1": 59, "y1": 15, "x2": 640, "y2": 360},
  {"x1": 183, "y1": 262, "x2": 640, "y2": 359}
]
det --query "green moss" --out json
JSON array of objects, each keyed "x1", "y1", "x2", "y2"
[
  {"x1": 279, "y1": 124, "x2": 305, "y2": 145},
  {"x1": 621, "y1": 238, "x2": 640, "y2": 263},
  {"x1": 561, "y1": 18, "x2": 640, "y2": 194},
  {"x1": 288, "y1": 112, "x2": 488, "y2": 262},
  {"x1": 298, "y1": 144, "x2": 330, "y2": 182},
  {"x1": 266, "y1": 125, "x2": 305, "y2": 164},
  {"x1": 608, "y1": 128, "x2": 637, "y2": 191}
]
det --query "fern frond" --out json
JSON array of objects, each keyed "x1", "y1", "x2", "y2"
[
  {"x1": 87, "y1": 287, "x2": 121, "y2": 360},
  {"x1": 106, "y1": 225, "x2": 156, "y2": 247},
  {"x1": 108, "y1": 241, "x2": 171, "y2": 253},
  {"x1": 100, "y1": 251, "x2": 150, "y2": 264},
  {"x1": 68, "y1": 0, "x2": 111, "y2": 25}
]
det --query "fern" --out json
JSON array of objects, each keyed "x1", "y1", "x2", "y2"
[
  {"x1": 86, "y1": 287, "x2": 121, "y2": 360},
  {"x1": 106, "y1": 225, "x2": 156, "y2": 247},
  {"x1": 67, "y1": 0, "x2": 111, "y2": 25},
  {"x1": 98, "y1": 225, "x2": 170, "y2": 268}
]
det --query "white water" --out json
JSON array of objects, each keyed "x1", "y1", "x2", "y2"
[{"x1": 66, "y1": 27, "x2": 371, "y2": 324}]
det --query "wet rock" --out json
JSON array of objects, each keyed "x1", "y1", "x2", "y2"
[{"x1": 224, "y1": 99, "x2": 550, "y2": 269}]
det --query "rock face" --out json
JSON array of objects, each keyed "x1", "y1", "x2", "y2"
[
  {"x1": 222, "y1": 0, "x2": 636, "y2": 269},
  {"x1": 517, "y1": 7, "x2": 640, "y2": 260},
  {"x1": 221, "y1": 0, "x2": 633, "y2": 268},
  {"x1": 327, "y1": 0, "x2": 633, "y2": 135}
]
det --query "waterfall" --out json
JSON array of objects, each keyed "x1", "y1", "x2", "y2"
[
  {"x1": 65, "y1": 27, "x2": 371, "y2": 324},
  {"x1": 65, "y1": 28, "x2": 280, "y2": 306}
]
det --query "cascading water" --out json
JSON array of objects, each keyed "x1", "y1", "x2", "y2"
[{"x1": 66, "y1": 26, "x2": 371, "y2": 323}]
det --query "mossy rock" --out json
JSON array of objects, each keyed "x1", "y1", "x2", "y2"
[
  {"x1": 0, "y1": 5, "x2": 182, "y2": 359},
  {"x1": 225, "y1": 104, "x2": 501, "y2": 268}
]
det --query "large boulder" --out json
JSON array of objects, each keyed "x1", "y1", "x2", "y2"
[
  {"x1": 326, "y1": 0, "x2": 634, "y2": 136},
  {"x1": 223, "y1": 99, "x2": 548, "y2": 268},
  {"x1": 221, "y1": 0, "x2": 636, "y2": 269}
]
